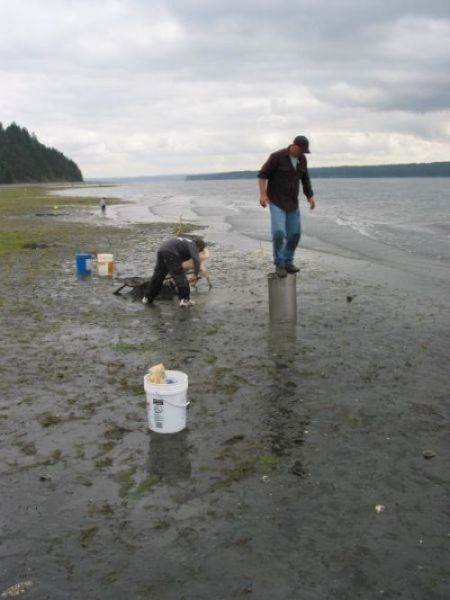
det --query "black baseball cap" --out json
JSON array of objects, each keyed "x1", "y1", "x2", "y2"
[{"x1": 292, "y1": 135, "x2": 310, "y2": 153}]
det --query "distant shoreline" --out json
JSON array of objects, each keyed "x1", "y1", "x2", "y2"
[
  {"x1": 186, "y1": 161, "x2": 450, "y2": 181},
  {"x1": 86, "y1": 161, "x2": 450, "y2": 183}
]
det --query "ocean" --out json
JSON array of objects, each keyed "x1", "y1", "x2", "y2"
[{"x1": 58, "y1": 177, "x2": 450, "y2": 293}]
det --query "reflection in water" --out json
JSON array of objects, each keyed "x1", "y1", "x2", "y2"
[
  {"x1": 268, "y1": 323, "x2": 297, "y2": 368},
  {"x1": 265, "y1": 324, "x2": 310, "y2": 473},
  {"x1": 147, "y1": 430, "x2": 191, "y2": 484}
]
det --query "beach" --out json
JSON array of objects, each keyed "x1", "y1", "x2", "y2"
[{"x1": 0, "y1": 182, "x2": 449, "y2": 599}]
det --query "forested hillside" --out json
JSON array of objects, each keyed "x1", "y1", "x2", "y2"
[
  {"x1": 186, "y1": 162, "x2": 450, "y2": 180},
  {"x1": 0, "y1": 122, "x2": 83, "y2": 183}
]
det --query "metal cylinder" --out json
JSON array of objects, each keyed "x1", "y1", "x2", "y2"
[{"x1": 268, "y1": 273, "x2": 297, "y2": 323}]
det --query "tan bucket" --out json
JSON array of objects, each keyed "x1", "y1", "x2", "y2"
[{"x1": 97, "y1": 253, "x2": 114, "y2": 276}]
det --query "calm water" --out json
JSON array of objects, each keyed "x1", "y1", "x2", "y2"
[
  {"x1": 311, "y1": 177, "x2": 450, "y2": 263},
  {"x1": 59, "y1": 177, "x2": 450, "y2": 283}
]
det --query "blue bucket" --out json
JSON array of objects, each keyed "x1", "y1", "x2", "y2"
[{"x1": 75, "y1": 253, "x2": 93, "y2": 275}]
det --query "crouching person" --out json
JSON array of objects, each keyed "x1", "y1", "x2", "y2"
[{"x1": 142, "y1": 236, "x2": 205, "y2": 307}]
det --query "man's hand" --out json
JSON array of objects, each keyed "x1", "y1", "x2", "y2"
[
  {"x1": 188, "y1": 275, "x2": 198, "y2": 284},
  {"x1": 307, "y1": 196, "x2": 316, "y2": 210},
  {"x1": 259, "y1": 195, "x2": 269, "y2": 208}
]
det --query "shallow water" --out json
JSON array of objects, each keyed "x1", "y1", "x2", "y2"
[
  {"x1": 57, "y1": 177, "x2": 450, "y2": 259},
  {"x1": 56, "y1": 177, "x2": 450, "y2": 296}
]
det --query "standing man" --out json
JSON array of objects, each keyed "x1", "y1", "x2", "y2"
[{"x1": 258, "y1": 135, "x2": 316, "y2": 277}]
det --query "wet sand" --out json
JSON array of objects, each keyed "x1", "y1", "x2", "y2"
[{"x1": 1, "y1": 192, "x2": 449, "y2": 599}]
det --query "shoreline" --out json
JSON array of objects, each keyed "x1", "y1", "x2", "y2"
[{"x1": 53, "y1": 183, "x2": 450, "y2": 307}]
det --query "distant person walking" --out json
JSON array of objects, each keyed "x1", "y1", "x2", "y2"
[
  {"x1": 258, "y1": 135, "x2": 316, "y2": 277},
  {"x1": 100, "y1": 197, "x2": 106, "y2": 214},
  {"x1": 142, "y1": 236, "x2": 205, "y2": 307}
]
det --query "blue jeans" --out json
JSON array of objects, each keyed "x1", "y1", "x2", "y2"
[{"x1": 269, "y1": 203, "x2": 301, "y2": 266}]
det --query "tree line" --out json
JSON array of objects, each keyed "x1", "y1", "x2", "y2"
[
  {"x1": 0, "y1": 122, "x2": 83, "y2": 184},
  {"x1": 186, "y1": 162, "x2": 450, "y2": 180}
]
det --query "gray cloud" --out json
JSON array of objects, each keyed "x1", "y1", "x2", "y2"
[{"x1": 1, "y1": 0, "x2": 449, "y2": 176}]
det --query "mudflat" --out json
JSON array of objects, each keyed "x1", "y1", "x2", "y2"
[{"x1": 1, "y1": 186, "x2": 449, "y2": 600}]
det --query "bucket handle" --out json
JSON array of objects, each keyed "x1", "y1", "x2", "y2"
[
  {"x1": 163, "y1": 398, "x2": 190, "y2": 409},
  {"x1": 150, "y1": 392, "x2": 190, "y2": 409}
]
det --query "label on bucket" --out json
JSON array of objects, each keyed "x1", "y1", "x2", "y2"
[{"x1": 153, "y1": 398, "x2": 164, "y2": 429}]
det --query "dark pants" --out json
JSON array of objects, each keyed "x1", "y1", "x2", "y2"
[{"x1": 143, "y1": 250, "x2": 190, "y2": 302}]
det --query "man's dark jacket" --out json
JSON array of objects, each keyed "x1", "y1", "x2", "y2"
[
  {"x1": 159, "y1": 237, "x2": 200, "y2": 276},
  {"x1": 258, "y1": 147, "x2": 314, "y2": 212}
]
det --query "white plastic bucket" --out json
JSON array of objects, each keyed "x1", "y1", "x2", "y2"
[
  {"x1": 97, "y1": 253, "x2": 114, "y2": 276},
  {"x1": 144, "y1": 370, "x2": 189, "y2": 434}
]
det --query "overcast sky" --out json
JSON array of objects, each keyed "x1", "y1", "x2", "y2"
[{"x1": 1, "y1": 0, "x2": 450, "y2": 177}]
